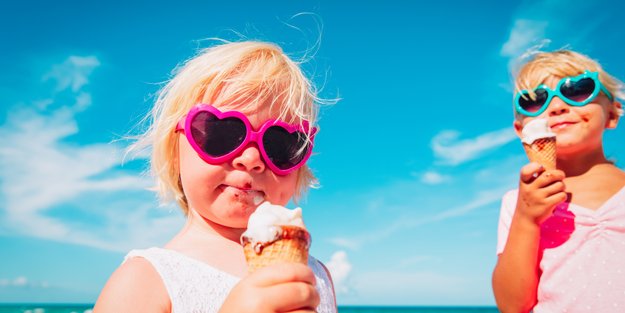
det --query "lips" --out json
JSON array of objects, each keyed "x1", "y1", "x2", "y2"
[
  {"x1": 549, "y1": 120, "x2": 576, "y2": 131},
  {"x1": 219, "y1": 184, "x2": 266, "y2": 205}
]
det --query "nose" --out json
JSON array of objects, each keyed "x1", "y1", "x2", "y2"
[
  {"x1": 547, "y1": 96, "x2": 569, "y2": 116},
  {"x1": 231, "y1": 144, "x2": 266, "y2": 173}
]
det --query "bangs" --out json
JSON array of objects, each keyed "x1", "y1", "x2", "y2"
[
  {"x1": 205, "y1": 47, "x2": 319, "y2": 140},
  {"x1": 516, "y1": 60, "x2": 597, "y2": 94},
  {"x1": 513, "y1": 50, "x2": 609, "y2": 104}
]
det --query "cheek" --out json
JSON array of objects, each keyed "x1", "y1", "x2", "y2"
[
  {"x1": 578, "y1": 111, "x2": 592, "y2": 125},
  {"x1": 268, "y1": 174, "x2": 299, "y2": 205},
  {"x1": 519, "y1": 116, "x2": 536, "y2": 127},
  {"x1": 179, "y1": 140, "x2": 203, "y2": 179},
  {"x1": 178, "y1": 138, "x2": 224, "y2": 199},
  {"x1": 577, "y1": 106, "x2": 606, "y2": 128}
]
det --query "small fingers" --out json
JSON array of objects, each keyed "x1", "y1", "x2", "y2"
[
  {"x1": 535, "y1": 170, "x2": 565, "y2": 188},
  {"x1": 520, "y1": 163, "x2": 544, "y2": 183},
  {"x1": 542, "y1": 180, "x2": 566, "y2": 196},
  {"x1": 248, "y1": 262, "x2": 316, "y2": 287},
  {"x1": 544, "y1": 190, "x2": 568, "y2": 206},
  {"x1": 266, "y1": 282, "x2": 320, "y2": 312}
]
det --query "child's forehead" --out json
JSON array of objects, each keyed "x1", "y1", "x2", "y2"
[
  {"x1": 212, "y1": 102, "x2": 301, "y2": 123},
  {"x1": 518, "y1": 67, "x2": 582, "y2": 90},
  {"x1": 195, "y1": 86, "x2": 315, "y2": 124}
]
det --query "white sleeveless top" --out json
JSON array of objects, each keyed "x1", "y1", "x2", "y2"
[{"x1": 125, "y1": 247, "x2": 337, "y2": 313}]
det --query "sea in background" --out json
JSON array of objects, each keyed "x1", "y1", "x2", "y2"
[
  {"x1": 0, "y1": 304, "x2": 499, "y2": 313},
  {"x1": 0, "y1": 305, "x2": 92, "y2": 313},
  {"x1": 338, "y1": 307, "x2": 499, "y2": 313}
]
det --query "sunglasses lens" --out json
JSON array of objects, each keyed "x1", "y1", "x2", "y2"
[
  {"x1": 519, "y1": 89, "x2": 548, "y2": 114},
  {"x1": 560, "y1": 77, "x2": 595, "y2": 103},
  {"x1": 190, "y1": 111, "x2": 246, "y2": 157},
  {"x1": 262, "y1": 126, "x2": 310, "y2": 170}
]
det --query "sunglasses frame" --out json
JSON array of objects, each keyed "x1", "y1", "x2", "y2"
[
  {"x1": 514, "y1": 71, "x2": 614, "y2": 117},
  {"x1": 176, "y1": 104, "x2": 317, "y2": 176}
]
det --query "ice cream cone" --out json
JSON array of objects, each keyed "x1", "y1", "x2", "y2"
[
  {"x1": 242, "y1": 225, "x2": 310, "y2": 273},
  {"x1": 523, "y1": 136, "x2": 556, "y2": 170}
]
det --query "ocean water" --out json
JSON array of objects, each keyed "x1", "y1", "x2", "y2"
[
  {"x1": 0, "y1": 305, "x2": 92, "y2": 313},
  {"x1": 338, "y1": 307, "x2": 498, "y2": 313},
  {"x1": 0, "y1": 305, "x2": 498, "y2": 313}
]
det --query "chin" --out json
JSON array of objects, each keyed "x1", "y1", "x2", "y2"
[
  {"x1": 556, "y1": 143, "x2": 593, "y2": 156},
  {"x1": 555, "y1": 134, "x2": 583, "y2": 147}
]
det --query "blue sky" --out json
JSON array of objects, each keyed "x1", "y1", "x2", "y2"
[{"x1": 2, "y1": 0, "x2": 625, "y2": 306}]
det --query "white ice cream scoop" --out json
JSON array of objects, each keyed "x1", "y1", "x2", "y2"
[
  {"x1": 521, "y1": 118, "x2": 556, "y2": 145},
  {"x1": 242, "y1": 202, "x2": 306, "y2": 244}
]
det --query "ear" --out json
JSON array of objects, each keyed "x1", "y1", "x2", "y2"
[
  {"x1": 606, "y1": 101, "x2": 622, "y2": 129},
  {"x1": 513, "y1": 120, "x2": 524, "y2": 138}
]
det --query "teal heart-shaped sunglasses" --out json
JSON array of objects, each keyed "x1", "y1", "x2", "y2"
[{"x1": 515, "y1": 71, "x2": 614, "y2": 117}]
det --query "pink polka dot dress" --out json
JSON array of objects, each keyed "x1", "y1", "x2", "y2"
[{"x1": 497, "y1": 187, "x2": 625, "y2": 312}]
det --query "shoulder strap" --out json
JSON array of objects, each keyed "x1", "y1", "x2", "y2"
[{"x1": 308, "y1": 256, "x2": 338, "y2": 313}]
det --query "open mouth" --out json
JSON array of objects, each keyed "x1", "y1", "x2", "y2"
[{"x1": 220, "y1": 185, "x2": 266, "y2": 205}]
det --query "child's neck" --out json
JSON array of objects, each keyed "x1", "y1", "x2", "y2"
[
  {"x1": 183, "y1": 209, "x2": 245, "y2": 244},
  {"x1": 557, "y1": 147, "x2": 611, "y2": 177},
  {"x1": 165, "y1": 209, "x2": 249, "y2": 277}
]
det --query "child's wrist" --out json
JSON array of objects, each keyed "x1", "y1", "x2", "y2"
[{"x1": 512, "y1": 211, "x2": 542, "y2": 232}]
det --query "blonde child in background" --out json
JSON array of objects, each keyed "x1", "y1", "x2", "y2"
[
  {"x1": 492, "y1": 50, "x2": 625, "y2": 312},
  {"x1": 93, "y1": 41, "x2": 337, "y2": 313}
]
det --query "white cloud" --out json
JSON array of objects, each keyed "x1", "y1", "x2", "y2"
[
  {"x1": 325, "y1": 251, "x2": 352, "y2": 295},
  {"x1": 328, "y1": 237, "x2": 360, "y2": 250},
  {"x1": 500, "y1": 19, "x2": 548, "y2": 59},
  {"x1": 0, "y1": 276, "x2": 49, "y2": 288},
  {"x1": 43, "y1": 56, "x2": 100, "y2": 92},
  {"x1": 327, "y1": 184, "x2": 508, "y2": 251},
  {"x1": 420, "y1": 171, "x2": 450, "y2": 185},
  {"x1": 74, "y1": 92, "x2": 92, "y2": 111},
  {"x1": 0, "y1": 106, "x2": 153, "y2": 240},
  {"x1": 0, "y1": 105, "x2": 181, "y2": 249},
  {"x1": 34, "y1": 98, "x2": 54, "y2": 110},
  {"x1": 398, "y1": 255, "x2": 432, "y2": 268},
  {"x1": 2, "y1": 109, "x2": 138, "y2": 207},
  {"x1": 0, "y1": 278, "x2": 13, "y2": 287},
  {"x1": 431, "y1": 128, "x2": 517, "y2": 166},
  {"x1": 380, "y1": 188, "x2": 504, "y2": 234},
  {"x1": 426, "y1": 189, "x2": 504, "y2": 221},
  {"x1": 0, "y1": 56, "x2": 182, "y2": 252},
  {"x1": 500, "y1": 0, "x2": 610, "y2": 72},
  {"x1": 13, "y1": 277, "x2": 28, "y2": 287}
]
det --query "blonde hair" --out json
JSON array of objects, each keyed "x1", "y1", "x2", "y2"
[
  {"x1": 133, "y1": 41, "x2": 327, "y2": 214},
  {"x1": 513, "y1": 50, "x2": 625, "y2": 119}
]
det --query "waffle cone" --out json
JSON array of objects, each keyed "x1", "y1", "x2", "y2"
[
  {"x1": 242, "y1": 225, "x2": 310, "y2": 273},
  {"x1": 523, "y1": 136, "x2": 556, "y2": 170}
]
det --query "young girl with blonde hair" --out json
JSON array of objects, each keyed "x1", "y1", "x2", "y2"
[
  {"x1": 94, "y1": 41, "x2": 336, "y2": 313},
  {"x1": 493, "y1": 49, "x2": 625, "y2": 312}
]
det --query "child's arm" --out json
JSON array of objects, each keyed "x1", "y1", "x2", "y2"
[
  {"x1": 93, "y1": 258, "x2": 170, "y2": 313},
  {"x1": 219, "y1": 262, "x2": 319, "y2": 313},
  {"x1": 492, "y1": 163, "x2": 566, "y2": 313}
]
